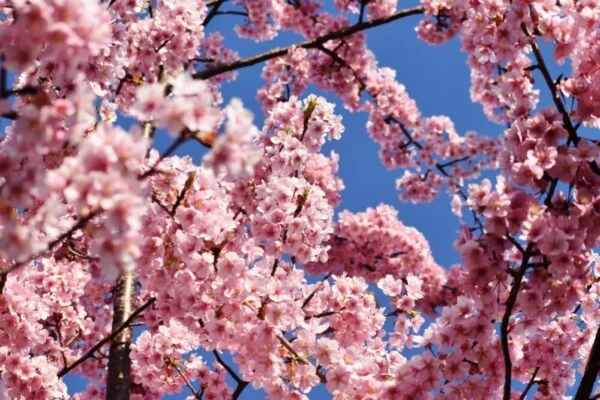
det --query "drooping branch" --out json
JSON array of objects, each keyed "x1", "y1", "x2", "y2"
[
  {"x1": 106, "y1": 270, "x2": 138, "y2": 400},
  {"x1": 315, "y1": 44, "x2": 483, "y2": 225},
  {"x1": 57, "y1": 297, "x2": 156, "y2": 378},
  {"x1": 193, "y1": 6, "x2": 424, "y2": 80}
]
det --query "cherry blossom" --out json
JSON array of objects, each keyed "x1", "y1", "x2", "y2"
[{"x1": 0, "y1": 0, "x2": 599, "y2": 399}]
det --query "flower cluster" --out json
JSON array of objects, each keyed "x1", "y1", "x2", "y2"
[
  {"x1": 0, "y1": 0, "x2": 111, "y2": 83},
  {"x1": 307, "y1": 204, "x2": 446, "y2": 313},
  {"x1": 132, "y1": 73, "x2": 221, "y2": 136},
  {"x1": 1, "y1": 0, "x2": 600, "y2": 398}
]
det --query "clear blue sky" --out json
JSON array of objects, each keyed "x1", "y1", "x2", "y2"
[{"x1": 65, "y1": 1, "x2": 570, "y2": 398}]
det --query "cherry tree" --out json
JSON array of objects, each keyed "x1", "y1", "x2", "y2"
[{"x1": 0, "y1": 0, "x2": 599, "y2": 399}]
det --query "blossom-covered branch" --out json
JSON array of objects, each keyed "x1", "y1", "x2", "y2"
[{"x1": 193, "y1": 6, "x2": 424, "y2": 80}]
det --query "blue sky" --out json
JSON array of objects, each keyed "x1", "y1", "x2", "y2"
[{"x1": 63, "y1": 1, "x2": 572, "y2": 398}]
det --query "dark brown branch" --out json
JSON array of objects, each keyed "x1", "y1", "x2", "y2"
[
  {"x1": 438, "y1": 156, "x2": 470, "y2": 168},
  {"x1": 504, "y1": 234, "x2": 525, "y2": 255},
  {"x1": 214, "y1": 10, "x2": 248, "y2": 16},
  {"x1": 318, "y1": 43, "x2": 482, "y2": 230},
  {"x1": 203, "y1": 0, "x2": 226, "y2": 27},
  {"x1": 232, "y1": 381, "x2": 249, "y2": 400},
  {"x1": 0, "y1": 64, "x2": 6, "y2": 97},
  {"x1": 358, "y1": 0, "x2": 368, "y2": 23},
  {"x1": 1, "y1": 111, "x2": 18, "y2": 120},
  {"x1": 305, "y1": 310, "x2": 340, "y2": 320},
  {"x1": 501, "y1": 243, "x2": 533, "y2": 400},
  {"x1": 57, "y1": 297, "x2": 156, "y2": 378},
  {"x1": 193, "y1": 6, "x2": 424, "y2": 80}
]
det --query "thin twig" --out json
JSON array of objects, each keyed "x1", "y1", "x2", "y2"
[
  {"x1": 276, "y1": 334, "x2": 326, "y2": 383},
  {"x1": 171, "y1": 170, "x2": 196, "y2": 216}
]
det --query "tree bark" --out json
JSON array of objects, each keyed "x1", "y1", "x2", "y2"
[{"x1": 106, "y1": 270, "x2": 137, "y2": 400}]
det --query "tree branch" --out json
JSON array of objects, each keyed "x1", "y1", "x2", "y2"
[
  {"x1": 501, "y1": 243, "x2": 533, "y2": 400},
  {"x1": 193, "y1": 6, "x2": 424, "y2": 80},
  {"x1": 301, "y1": 273, "x2": 331, "y2": 309},
  {"x1": 203, "y1": 0, "x2": 226, "y2": 27},
  {"x1": 171, "y1": 170, "x2": 196, "y2": 216}
]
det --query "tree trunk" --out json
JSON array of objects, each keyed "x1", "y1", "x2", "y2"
[{"x1": 106, "y1": 271, "x2": 136, "y2": 400}]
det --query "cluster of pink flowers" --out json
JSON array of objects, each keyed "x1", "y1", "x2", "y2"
[
  {"x1": 258, "y1": 47, "x2": 311, "y2": 110},
  {"x1": 0, "y1": 0, "x2": 111, "y2": 84},
  {"x1": 241, "y1": 96, "x2": 345, "y2": 263},
  {"x1": 44, "y1": 125, "x2": 148, "y2": 278},
  {"x1": 121, "y1": 0, "x2": 207, "y2": 80},
  {"x1": 204, "y1": 99, "x2": 262, "y2": 180},
  {"x1": 132, "y1": 73, "x2": 221, "y2": 136},
  {"x1": 306, "y1": 204, "x2": 447, "y2": 312}
]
